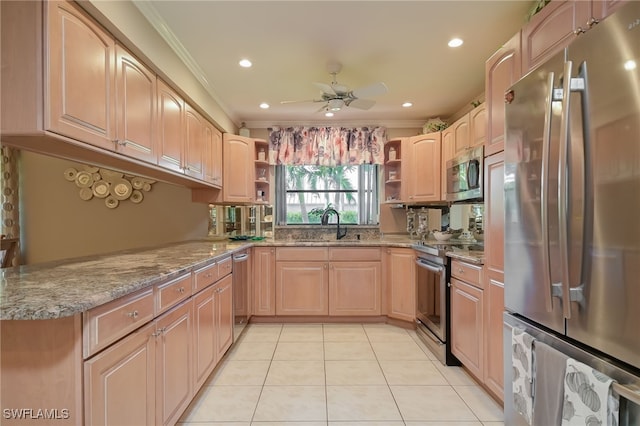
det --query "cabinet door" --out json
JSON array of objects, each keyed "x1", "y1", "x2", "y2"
[
  {"x1": 203, "y1": 123, "x2": 222, "y2": 186},
  {"x1": 521, "y1": 0, "x2": 591, "y2": 74},
  {"x1": 451, "y1": 277, "x2": 484, "y2": 380},
  {"x1": 452, "y1": 115, "x2": 470, "y2": 156},
  {"x1": 329, "y1": 261, "x2": 381, "y2": 316},
  {"x1": 484, "y1": 277, "x2": 505, "y2": 402},
  {"x1": 595, "y1": 0, "x2": 627, "y2": 19},
  {"x1": 156, "y1": 301, "x2": 193, "y2": 426},
  {"x1": 192, "y1": 286, "x2": 216, "y2": 390},
  {"x1": 386, "y1": 248, "x2": 416, "y2": 322},
  {"x1": 441, "y1": 128, "x2": 455, "y2": 200},
  {"x1": 115, "y1": 45, "x2": 156, "y2": 163},
  {"x1": 404, "y1": 133, "x2": 441, "y2": 202},
  {"x1": 85, "y1": 322, "x2": 156, "y2": 426},
  {"x1": 253, "y1": 247, "x2": 276, "y2": 316},
  {"x1": 214, "y1": 274, "x2": 234, "y2": 360},
  {"x1": 469, "y1": 103, "x2": 487, "y2": 149},
  {"x1": 275, "y1": 262, "x2": 328, "y2": 315},
  {"x1": 483, "y1": 152, "x2": 505, "y2": 400},
  {"x1": 184, "y1": 104, "x2": 205, "y2": 180},
  {"x1": 222, "y1": 134, "x2": 253, "y2": 203},
  {"x1": 485, "y1": 31, "x2": 521, "y2": 156},
  {"x1": 157, "y1": 79, "x2": 184, "y2": 173},
  {"x1": 46, "y1": 0, "x2": 115, "y2": 150}
]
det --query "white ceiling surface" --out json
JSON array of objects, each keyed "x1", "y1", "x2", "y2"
[{"x1": 135, "y1": 1, "x2": 533, "y2": 128}]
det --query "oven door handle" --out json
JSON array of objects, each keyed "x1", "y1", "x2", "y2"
[{"x1": 415, "y1": 258, "x2": 445, "y2": 274}]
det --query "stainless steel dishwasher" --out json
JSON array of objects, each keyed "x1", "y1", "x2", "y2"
[{"x1": 232, "y1": 250, "x2": 250, "y2": 341}]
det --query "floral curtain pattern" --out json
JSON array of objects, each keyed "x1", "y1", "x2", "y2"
[{"x1": 268, "y1": 126, "x2": 386, "y2": 166}]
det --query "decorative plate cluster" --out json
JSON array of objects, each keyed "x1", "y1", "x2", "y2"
[{"x1": 64, "y1": 165, "x2": 155, "y2": 209}]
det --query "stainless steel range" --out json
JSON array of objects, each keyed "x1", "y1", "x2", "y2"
[{"x1": 413, "y1": 241, "x2": 482, "y2": 365}]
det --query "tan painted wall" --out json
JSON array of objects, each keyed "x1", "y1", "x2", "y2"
[{"x1": 20, "y1": 152, "x2": 209, "y2": 265}]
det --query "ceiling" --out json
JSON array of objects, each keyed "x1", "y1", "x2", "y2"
[{"x1": 134, "y1": 1, "x2": 533, "y2": 129}]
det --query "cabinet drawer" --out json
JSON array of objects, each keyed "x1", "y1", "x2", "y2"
[
  {"x1": 451, "y1": 259, "x2": 483, "y2": 289},
  {"x1": 218, "y1": 255, "x2": 232, "y2": 278},
  {"x1": 155, "y1": 273, "x2": 192, "y2": 315},
  {"x1": 276, "y1": 247, "x2": 329, "y2": 261},
  {"x1": 193, "y1": 262, "x2": 219, "y2": 293},
  {"x1": 83, "y1": 286, "x2": 154, "y2": 358},
  {"x1": 329, "y1": 247, "x2": 381, "y2": 261}
]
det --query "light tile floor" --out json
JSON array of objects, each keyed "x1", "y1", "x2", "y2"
[{"x1": 178, "y1": 323, "x2": 504, "y2": 426}]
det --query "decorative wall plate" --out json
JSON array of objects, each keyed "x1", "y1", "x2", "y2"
[
  {"x1": 79, "y1": 187, "x2": 93, "y2": 200},
  {"x1": 75, "y1": 171, "x2": 93, "y2": 188},
  {"x1": 105, "y1": 196, "x2": 119, "y2": 209},
  {"x1": 111, "y1": 179, "x2": 132, "y2": 200},
  {"x1": 64, "y1": 168, "x2": 78, "y2": 181},
  {"x1": 130, "y1": 190, "x2": 143, "y2": 204},
  {"x1": 92, "y1": 181, "x2": 110, "y2": 198}
]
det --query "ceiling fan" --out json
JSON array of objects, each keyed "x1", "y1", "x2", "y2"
[{"x1": 281, "y1": 61, "x2": 388, "y2": 113}]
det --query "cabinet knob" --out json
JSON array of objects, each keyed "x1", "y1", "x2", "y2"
[
  {"x1": 126, "y1": 310, "x2": 139, "y2": 319},
  {"x1": 457, "y1": 268, "x2": 464, "y2": 274},
  {"x1": 178, "y1": 287, "x2": 185, "y2": 294}
]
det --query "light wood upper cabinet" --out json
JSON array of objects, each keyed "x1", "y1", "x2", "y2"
[
  {"x1": 452, "y1": 115, "x2": 470, "y2": 156},
  {"x1": 222, "y1": 134, "x2": 254, "y2": 203},
  {"x1": 441, "y1": 128, "x2": 455, "y2": 200},
  {"x1": 253, "y1": 247, "x2": 276, "y2": 316},
  {"x1": 184, "y1": 104, "x2": 205, "y2": 180},
  {"x1": 521, "y1": 0, "x2": 591, "y2": 74},
  {"x1": 155, "y1": 300, "x2": 193, "y2": 426},
  {"x1": 46, "y1": 0, "x2": 116, "y2": 150},
  {"x1": 404, "y1": 133, "x2": 441, "y2": 203},
  {"x1": 203, "y1": 123, "x2": 223, "y2": 187},
  {"x1": 157, "y1": 79, "x2": 185, "y2": 173},
  {"x1": 485, "y1": 31, "x2": 522, "y2": 156},
  {"x1": 386, "y1": 248, "x2": 416, "y2": 322},
  {"x1": 469, "y1": 103, "x2": 487, "y2": 149},
  {"x1": 115, "y1": 45, "x2": 157, "y2": 164},
  {"x1": 383, "y1": 138, "x2": 405, "y2": 203},
  {"x1": 84, "y1": 322, "x2": 156, "y2": 426}
]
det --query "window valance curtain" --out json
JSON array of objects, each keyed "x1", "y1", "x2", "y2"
[{"x1": 268, "y1": 126, "x2": 386, "y2": 166}]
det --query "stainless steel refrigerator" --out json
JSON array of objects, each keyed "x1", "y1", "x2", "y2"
[{"x1": 504, "y1": 2, "x2": 640, "y2": 424}]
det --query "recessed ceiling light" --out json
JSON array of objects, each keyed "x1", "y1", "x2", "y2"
[
  {"x1": 259, "y1": 103, "x2": 269, "y2": 109},
  {"x1": 402, "y1": 102, "x2": 413, "y2": 108},
  {"x1": 624, "y1": 60, "x2": 637, "y2": 70},
  {"x1": 448, "y1": 38, "x2": 464, "y2": 48},
  {"x1": 325, "y1": 111, "x2": 334, "y2": 117},
  {"x1": 239, "y1": 59, "x2": 252, "y2": 68}
]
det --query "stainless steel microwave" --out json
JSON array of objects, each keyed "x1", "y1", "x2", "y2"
[{"x1": 445, "y1": 146, "x2": 483, "y2": 202}]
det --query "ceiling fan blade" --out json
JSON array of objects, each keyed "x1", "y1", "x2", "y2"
[
  {"x1": 316, "y1": 104, "x2": 328, "y2": 113},
  {"x1": 351, "y1": 82, "x2": 388, "y2": 99},
  {"x1": 331, "y1": 83, "x2": 349, "y2": 95},
  {"x1": 280, "y1": 99, "x2": 318, "y2": 104},
  {"x1": 347, "y1": 98, "x2": 376, "y2": 110},
  {"x1": 313, "y1": 82, "x2": 336, "y2": 95}
]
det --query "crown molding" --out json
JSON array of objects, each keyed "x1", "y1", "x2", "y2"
[{"x1": 132, "y1": 0, "x2": 238, "y2": 124}]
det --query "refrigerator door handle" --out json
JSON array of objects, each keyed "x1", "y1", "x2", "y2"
[
  {"x1": 558, "y1": 60, "x2": 574, "y2": 320},
  {"x1": 541, "y1": 71, "x2": 556, "y2": 313}
]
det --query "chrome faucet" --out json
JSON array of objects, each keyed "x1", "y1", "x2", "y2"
[{"x1": 320, "y1": 207, "x2": 347, "y2": 240}]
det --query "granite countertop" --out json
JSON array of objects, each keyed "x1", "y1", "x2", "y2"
[
  {"x1": 0, "y1": 240, "x2": 250, "y2": 320},
  {"x1": 0, "y1": 238, "x2": 418, "y2": 321},
  {"x1": 446, "y1": 250, "x2": 485, "y2": 265}
]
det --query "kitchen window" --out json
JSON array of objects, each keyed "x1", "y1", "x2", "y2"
[{"x1": 275, "y1": 164, "x2": 379, "y2": 225}]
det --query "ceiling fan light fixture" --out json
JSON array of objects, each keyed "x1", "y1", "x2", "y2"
[
  {"x1": 328, "y1": 99, "x2": 344, "y2": 111},
  {"x1": 325, "y1": 111, "x2": 334, "y2": 117}
]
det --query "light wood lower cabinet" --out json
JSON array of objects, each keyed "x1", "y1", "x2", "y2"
[
  {"x1": 253, "y1": 247, "x2": 276, "y2": 316},
  {"x1": 192, "y1": 286, "x2": 216, "y2": 390},
  {"x1": 276, "y1": 261, "x2": 329, "y2": 315},
  {"x1": 451, "y1": 277, "x2": 484, "y2": 381},
  {"x1": 214, "y1": 275, "x2": 234, "y2": 360},
  {"x1": 84, "y1": 322, "x2": 156, "y2": 426},
  {"x1": 484, "y1": 277, "x2": 505, "y2": 400},
  {"x1": 329, "y1": 262, "x2": 381, "y2": 316},
  {"x1": 156, "y1": 300, "x2": 193, "y2": 426},
  {"x1": 385, "y1": 248, "x2": 416, "y2": 322}
]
